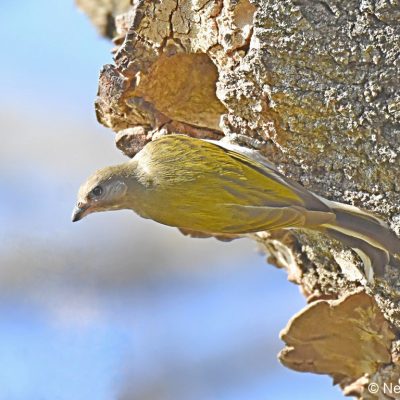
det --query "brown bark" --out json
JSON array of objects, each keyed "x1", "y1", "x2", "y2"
[{"x1": 77, "y1": 0, "x2": 400, "y2": 397}]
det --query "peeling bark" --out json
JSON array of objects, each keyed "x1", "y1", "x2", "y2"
[
  {"x1": 280, "y1": 291, "x2": 394, "y2": 385},
  {"x1": 77, "y1": 0, "x2": 400, "y2": 397}
]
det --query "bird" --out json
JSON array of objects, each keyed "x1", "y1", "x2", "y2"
[{"x1": 72, "y1": 134, "x2": 400, "y2": 280}]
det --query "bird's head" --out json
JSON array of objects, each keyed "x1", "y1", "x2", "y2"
[{"x1": 72, "y1": 165, "x2": 129, "y2": 222}]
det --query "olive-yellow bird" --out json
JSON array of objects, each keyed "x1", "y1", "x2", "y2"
[{"x1": 72, "y1": 134, "x2": 400, "y2": 279}]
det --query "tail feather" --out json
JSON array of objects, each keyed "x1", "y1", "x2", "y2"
[
  {"x1": 321, "y1": 202, "x2": 400, "y2": 279},
  {"x1": 325, "y1": 227, "x2": 389, "y2": 280},
  {"x1": 327, "y1": 203, "x2": 400, "y2": 254}
]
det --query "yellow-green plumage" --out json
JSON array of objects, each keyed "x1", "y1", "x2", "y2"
[
  {"x1": 132, "y1": 135, "x2": 335, "y2": 234},
  {"x1": 73, "y1": 134, "x2": 400, "y2": 279}
]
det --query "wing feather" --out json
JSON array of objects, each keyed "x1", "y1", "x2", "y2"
[
  {"x1": 137, "y1": 135, "x2": 307, "y2": 207},
  {"x1": 212, "y1": 204, "x2": 307, "y2": 233}
]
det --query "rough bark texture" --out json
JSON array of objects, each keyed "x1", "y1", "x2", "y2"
[{"x1": 76, "y1": 0, "x2": 400, "y2": 397}]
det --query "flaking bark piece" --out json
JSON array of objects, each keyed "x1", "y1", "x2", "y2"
[{"x1": 279, "y1": 291, "x2": 395, "y2": 384}]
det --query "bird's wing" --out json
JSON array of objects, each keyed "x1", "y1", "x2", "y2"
[
  {"x1": 215, "y1": 203, "x2": 307, "y2": 233},
  {"x1": 218, "y1": 145, "x2": 331, "y2": 212},
  {"x1": 136, "y1": 134, "x2": 307, "y2": 207}
]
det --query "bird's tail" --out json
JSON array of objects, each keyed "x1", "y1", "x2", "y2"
[{"x1": 318, "y1": 199, "x2": 400, "y2": 280}]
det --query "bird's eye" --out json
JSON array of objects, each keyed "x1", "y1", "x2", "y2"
[{"x1": 91, "y1": 186, "x2": 103, "y2": 197}]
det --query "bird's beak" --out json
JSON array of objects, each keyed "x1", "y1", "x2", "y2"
[{"x1": 71, "y1": 203, "x2": 90, "y2": 222}]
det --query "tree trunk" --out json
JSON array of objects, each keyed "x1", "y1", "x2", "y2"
[{"x1": 76, "y1": 0, "x2": 400, "y2": 397}]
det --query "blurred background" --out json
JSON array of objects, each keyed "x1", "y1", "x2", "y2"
[{"x1": 0, "y1": 1, "x2": 343, "y2": 399}]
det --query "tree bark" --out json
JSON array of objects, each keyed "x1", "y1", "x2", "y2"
[{"x1": 76, "y1": 0, "x2": 400, "y2": 397}]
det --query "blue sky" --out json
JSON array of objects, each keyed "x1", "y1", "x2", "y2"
[{"x1": 0, "y1": 1, "x2": 343, "y2": 399}]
